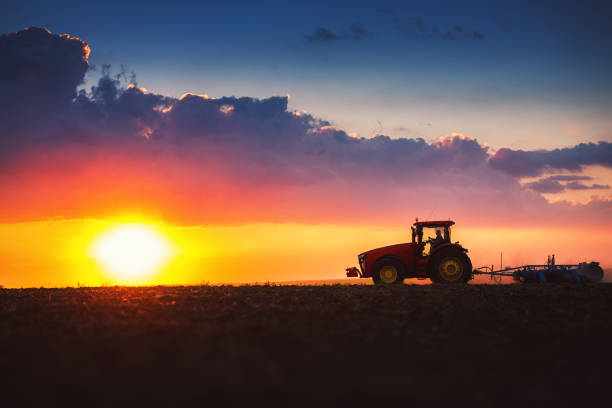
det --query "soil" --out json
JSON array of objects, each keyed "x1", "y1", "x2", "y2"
[{"x1": 2, "y1": 284, "x2": 612, "y2": 407}]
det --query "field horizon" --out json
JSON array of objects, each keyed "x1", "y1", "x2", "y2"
[{"x1": 1, "y1": 267, "x2": 609, "y2": 289}]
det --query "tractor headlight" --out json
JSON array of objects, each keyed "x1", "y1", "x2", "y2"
[{"x1": 358, "y1": 254, "x2": 366, "y2": 275}]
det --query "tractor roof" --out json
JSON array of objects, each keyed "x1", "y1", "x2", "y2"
[{"x1": 413, "y1": 220, "x2": 455, "y2": 227}]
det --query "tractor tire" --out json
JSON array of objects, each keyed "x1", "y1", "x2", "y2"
[
  {"x1": 429, "y1": 247, "x2": 472, "y2": 284},
  {"x1": 372, "y1": 257, "x2": 405, "y2": 285}
]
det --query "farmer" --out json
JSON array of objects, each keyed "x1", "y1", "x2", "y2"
[{"x1": 430, "y1": 229, "x2": 445, "y2": 249}]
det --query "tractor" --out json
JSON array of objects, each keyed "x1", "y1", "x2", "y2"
[{"x1": 346, "y1": 220, "x2": 472, "y2": 284}]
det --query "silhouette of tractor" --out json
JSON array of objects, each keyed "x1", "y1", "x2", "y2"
[
  {"x1": 346, "y1": 220, "x2": 472, "y2": 284},
  {"x1": 346, "y1": 219, "x2": 604, "y2": 284}
]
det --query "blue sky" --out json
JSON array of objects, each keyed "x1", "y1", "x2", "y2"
[{"x1": 3, "y1": 0, "x2": 611, "y2": 149}]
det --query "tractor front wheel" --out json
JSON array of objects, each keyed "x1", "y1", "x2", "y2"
[
  {"x1": 429, "y1": 248, "x2": 472, "y2": 284},
  {"x1": 372, "y1": 258, "x2": 405, "y2": 285}
]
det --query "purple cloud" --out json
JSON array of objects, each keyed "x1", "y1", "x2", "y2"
[
  {"x1": 490, "y1": 143, "x2": 612, "y2": 177},
  {"x1": 523, "y1": 179, "x2": 565, "y2": 194},
  {"x1": 566, "y1": 182, "x2": 610, "y2": 191},
  {"x1": 524, "y1": 175, "x2": 610, "y2": 194},
  {"x1": 546, "y1": 175, "x2": 592, "y2": 182}
]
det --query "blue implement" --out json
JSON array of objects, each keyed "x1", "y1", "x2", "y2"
[{"x1": 473, "y1": 261, "x2": 603, "y2": 283}]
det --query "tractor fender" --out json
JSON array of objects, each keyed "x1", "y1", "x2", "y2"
[{"x1": 430, "y1": 243, "x2": 468, "y2": 257}]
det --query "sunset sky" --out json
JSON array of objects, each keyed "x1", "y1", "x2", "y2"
[{"x1": 1, "y1": 1, "x2": 611, "y2": 287}]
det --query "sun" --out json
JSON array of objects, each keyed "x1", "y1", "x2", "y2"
[{"x1": 91, "y1": 224, "x2": 173, "y2": 282}]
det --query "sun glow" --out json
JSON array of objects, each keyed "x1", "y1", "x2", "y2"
[{"x1": 91, "y1": 224, "x2": 173, "y2": 282}]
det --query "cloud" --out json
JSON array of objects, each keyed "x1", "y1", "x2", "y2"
[
  {"x1": 0, "y1": 27, "x2": 90, "y2": 157},
  {"x1": 394, "y1": 17, "x2": 426, "y2": 35},
  {"x1": 546, "y1": 175, "x2": 592, "y2": 182},
  {"x1": 0, "y1": 27, "x2": 609, "y2": 228},
  {"x1": 305, "y1": 28, "x2": 337, "y2": 42},
  {"x1": 566, "y1": 182, "x2": 609, "y2": 190},
  {"x1": 348, "y1": 23, "x2": 370, "y2": 40},
  {"x1": 523, "y1": 175, "x2": 610, "y2": 193},
  {"x1": 306, "y1": 17, "x2": 480, "y2": 44},
  {"x1": 523, "y1": 178, "x2": 565, "y2": 194},
  {"x1": 306, "y1": 24, "x2": 371, "y2": 43},
  {"x1": 0, "y1": 27, "x2": 89, "y2": 109},
  {"x1": 442, "y1": 26, "x2": 465, "y2": 40},
  {"x1": 489, "y1": 142, "x2": 612, "y2": 177},
  {"x1": 391, "y1": 16, "x2": 484, "y2": 41}
]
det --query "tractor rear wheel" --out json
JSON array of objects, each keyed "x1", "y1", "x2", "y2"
[
  {"x1": 372, "y1": 258, "x2": 405, "y2": 285},
  {"x1": 429, "y1": 248, "x2": 472, "y2": 284}
]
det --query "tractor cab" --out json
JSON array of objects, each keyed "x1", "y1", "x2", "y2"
[{"x1": 412, "y1": 220, "x2": 454, "y2": 255}]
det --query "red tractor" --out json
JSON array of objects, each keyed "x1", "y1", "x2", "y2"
[{"x1": 346, "y1": 220, "x2": 472, "y2": 284}]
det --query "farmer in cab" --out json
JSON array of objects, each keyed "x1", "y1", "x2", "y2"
[{"x1": 431, "y1": 229, "x2": 444, "y2": 249}]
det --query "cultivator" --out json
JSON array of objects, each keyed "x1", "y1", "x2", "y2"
[{"x1": 473, "y1": 255, "x2": 603, "y2": 283}]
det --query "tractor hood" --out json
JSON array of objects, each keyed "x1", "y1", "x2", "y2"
[{"x1": 360, "y1": 242, "x2": 415, "y2": 258}]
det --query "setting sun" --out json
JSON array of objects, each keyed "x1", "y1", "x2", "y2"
[{"x1": 91, "y1": 224, "x2": 173, "y2": 282}]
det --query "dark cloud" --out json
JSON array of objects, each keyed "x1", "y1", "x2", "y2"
[
  {"x1": 305, "y1": 28, "x2": 337, "y2": 42},
  {"x1": 306, "y1": 24, "x2": 372, "y2": 43},
  {"x1": 523, "y1": 178, "x2": 565, "y2": 194},
  {"x1": 566, "y1": 182, "x2": 610, "y2": 190},
  {"x1": 0, "y1": 27, "x2": 89, "y2": 108},
  {"x1": 391, "y1": 16, "x2": 484, "y2": 41},
  {"x1": 442, "y1": 26, "x2": 466, "y2": 40},
  {"x1": 441, "y1": 30, "x2": 454, "y2": 40},
  {"x1": 0, "y1": 27, "x2": 90, "y2": 156},
  {"x1": 414, "y1": 17, "x2": 425, "y2": 32},
  {"x1": 394, "y1": 16, "x2": 426, "y2": 36},
  {"x1": 547, "y1": 175, "x2": 592, "y2": 182},
  {"x1": 490, "y1": 142, "x2": 612, "y2": 177},
  {"x1": 438, "y1": 26, "x2": 483, "y2": 40},
  {"x1": 472, "y1": 31, "x2": 484, "y2": 40},
  {"x1": 307, "y1": 17, "x2": 481, "y2": 44},
  {"x1": 524, "y1": 175, "x2": 610, "y2": 193},
  {"x1": 348, "y1": 23, "x2": 370, "y2": 40}
]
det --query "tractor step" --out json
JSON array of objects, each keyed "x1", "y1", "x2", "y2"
[{"x1": 416, "y1": 258, "x2": 429, "y2": 279}]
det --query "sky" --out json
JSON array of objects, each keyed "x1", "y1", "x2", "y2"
[{"x1": 0, "y1": 1, "x2": 611, "y2": 287}]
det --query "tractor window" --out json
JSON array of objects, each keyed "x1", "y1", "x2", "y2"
[
  {"x1": 422, "y1": 227, "x2": 439, "y2": 242},
  {"x1": 422, "y1": 227, "x2": 444, "y2": 255}
]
